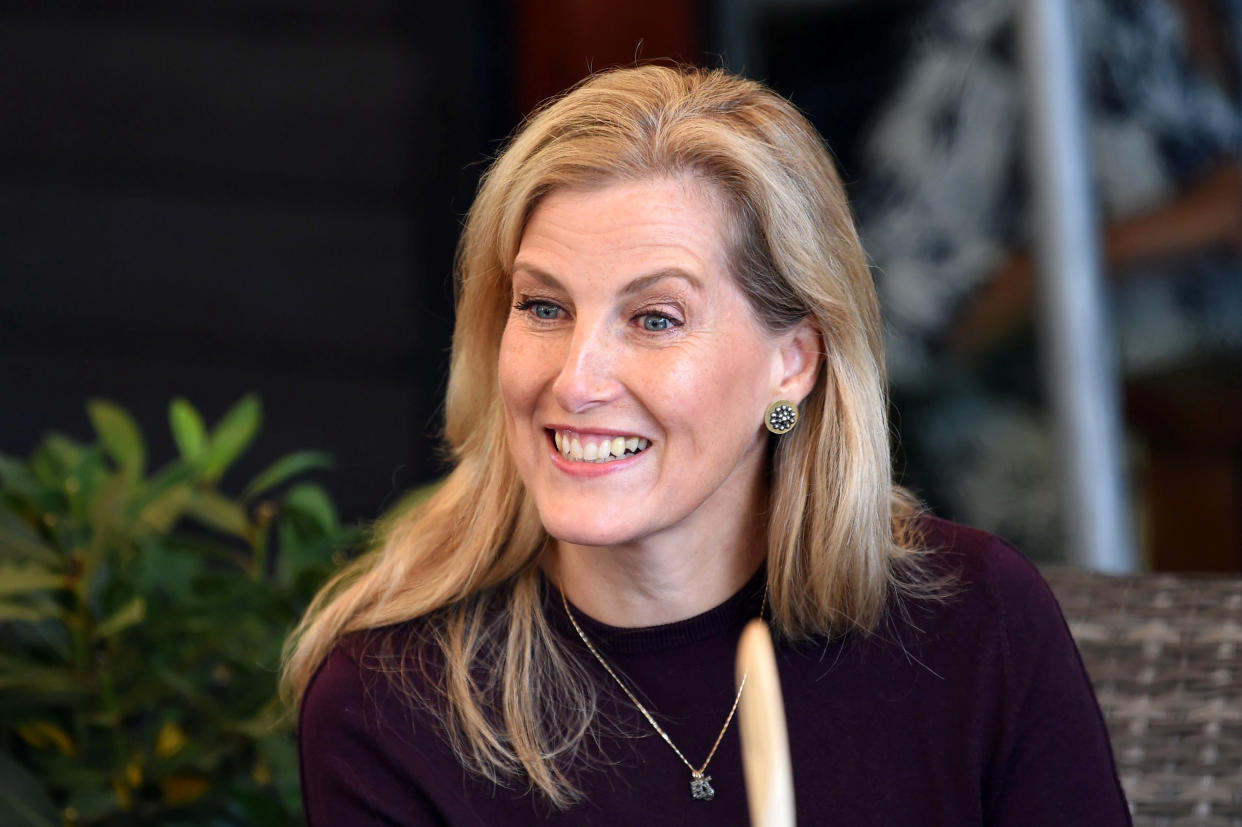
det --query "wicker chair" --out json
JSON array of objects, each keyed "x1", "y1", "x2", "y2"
[{"x1": 1044, "y1": 568, "x2": 1242, "y2": 826}]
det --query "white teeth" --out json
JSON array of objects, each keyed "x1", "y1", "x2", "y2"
[{"x1": 553, "y1": 430, "x2": 650, "y2": 463}]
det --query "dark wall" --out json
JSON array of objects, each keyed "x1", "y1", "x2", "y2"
[
  {"x1": 759, "y1": 0, "x2": 935, "y2": 187},
  {"x1": 0, "y1": 2, "x2": 513, "y2": 522}
]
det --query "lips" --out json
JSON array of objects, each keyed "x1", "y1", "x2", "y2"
[{"x1": 550, "y1": 429, "x2": 650, "y2": 463}]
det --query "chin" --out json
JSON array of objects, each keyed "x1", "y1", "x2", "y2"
[{"x1": 538, "y1": 510, "x2": 645, "y2": 548}]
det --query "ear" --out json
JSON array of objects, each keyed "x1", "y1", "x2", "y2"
[{"x1": 774, "y1": 317, "x2": 822, "y2": 404}]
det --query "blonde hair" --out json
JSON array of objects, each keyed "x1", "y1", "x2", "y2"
[{"x1": 282, "y1": 64, "x2": 929, "y2": 806}]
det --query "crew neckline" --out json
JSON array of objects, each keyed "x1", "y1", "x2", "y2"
[{"x1": 543, "y1": 566, "x2": 768, "y2": 655}]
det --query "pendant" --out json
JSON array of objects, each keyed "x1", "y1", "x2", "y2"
[{"x1": 690, "y1": 772, "x2": 715, "y2": 801}]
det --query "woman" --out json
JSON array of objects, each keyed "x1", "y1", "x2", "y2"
[{"x1": 284, "y1": 65, "x2": 1130, "y2": 825}]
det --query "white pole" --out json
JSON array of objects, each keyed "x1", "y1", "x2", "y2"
[{"x1": 1019, "y1": 0, "x2": 1137, "y2": 572}]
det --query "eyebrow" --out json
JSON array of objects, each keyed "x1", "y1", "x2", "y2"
[{"x1": 510, "y1": 264, "x2": 703, "y2": 296}]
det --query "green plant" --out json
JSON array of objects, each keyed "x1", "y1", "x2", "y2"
[{"x1": 0, "y1": 395, "x2": 358, "y2": 826}]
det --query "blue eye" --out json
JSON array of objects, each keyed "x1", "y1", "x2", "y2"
[
  {"x1": 514, "y1": 299, "x2": 563, "y2": 321},
  {"x1": 640, "y1": 314, "x2": 674, "y2": 332}
]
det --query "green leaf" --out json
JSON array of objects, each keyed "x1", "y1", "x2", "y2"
[
  {"x1": 28, "y1": 448, "x2": 64, "y2": 491},
  {"x1": 257, "y1": 733, "x2": 301, "y2": 812},
  {"x1": 0, "y1": 511, "x2": 61, "y2": 567},
  {"x1": 0, "y1": 661, "x2": 80, "y2": 694},
  {"x1": 203, "y1": 395, "x2": 261, "y2": 481},
  {"x1": 61, "y1": 787, "x2": 120, "y2": 824},
  {"x1": 127, "y1": 460, "x2": 196, "y2": 519},
  {"x1": 62, "y1": 446, "x2": 107, "y2": 525},
  {"x1": 283, "y1": 483, "x2": 337, "y2": 532},
  {"x1": 135, "y1": 483, "x2": 193, "y2": 534},
  {"x1": 169, "y1": 398, "x2": 207, "y2": 463},
  {"x1": 14, "y1": 720, "x2": 76, "y2": 756},
  {"x1": 227, "y1": 786, "x2": 290, "y2": 825},
  {"x1": 0, "y1": 751, "x2": 60, "y2": 827},
  {"x1": 87, "y1": 399, "x2": 146, "y2": 481},
  {"x1": 0, "y1": 454, "x2": 47, "y2": 503},
  {"x1": 41, "y1": 434, "x2": 85, "y2": 469},
  {"x1": 85, "y1": 474, "x2": 130, "y2": 538},
  {"x1": 94, "y1": 596, "x2": 145, "y2": 639},
  {"x1": 0, "y1": 562, "x2": 68, "y2": 596},
  {"x1": 184, "y1": 490, "x2": 251, "y2": 540},
  {"x1": 151, "y1": 665, "x2": 215, "y2": 709},
  {"x1": 133, "y1": 541, "x2": 204, "y2": 601},
  {"x1": 0, "y1": 599, "x2": 60, "y2": 622},
  {"x1": 241, "y1": 451, "x2": 333, "y2": 502}
]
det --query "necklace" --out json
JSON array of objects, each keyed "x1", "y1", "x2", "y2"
[{"x1": 560, "y1": 584, "x2": 766, "y2": 802}]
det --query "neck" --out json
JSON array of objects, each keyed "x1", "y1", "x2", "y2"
[{"x1": 545, "y1": 518, "x2": 767, "y2": 628}]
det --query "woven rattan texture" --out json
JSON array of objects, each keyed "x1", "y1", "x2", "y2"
[{"x1": 1044, "y1": 568, "x2": 1242, "y2": 827}]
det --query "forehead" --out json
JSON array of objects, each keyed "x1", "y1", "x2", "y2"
[{"x1": 513, "y1": 178, "x2": 732, "y2": 284}]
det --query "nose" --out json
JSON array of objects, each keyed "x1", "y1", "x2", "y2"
[{"x1": 552, "y1": 320, "x2": 623, "y2": 413}]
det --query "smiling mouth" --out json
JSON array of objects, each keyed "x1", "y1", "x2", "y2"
[{"x1": 550, "y1": 429, "x2": 650, "y2": 463}]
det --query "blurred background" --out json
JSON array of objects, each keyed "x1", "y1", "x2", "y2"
[
  {"x1": 2, "y1": 0, "x2": 1240, "y2": 567},
  {"x1": 1, "y1": 1, "x2": 1240, "y2": 821}
]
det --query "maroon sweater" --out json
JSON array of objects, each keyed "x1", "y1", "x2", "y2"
[{"x1": 299, "y1": 518, "x2": 1131, "y2": 825}]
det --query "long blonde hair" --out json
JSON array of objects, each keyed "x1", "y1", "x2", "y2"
[{"x1": 282, "y1": 64, "x2": 928, "y2": 806}]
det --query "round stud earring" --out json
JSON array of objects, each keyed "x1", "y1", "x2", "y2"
[{"x1": 765, "y1": 400, "x2": 798, "y2": 435}]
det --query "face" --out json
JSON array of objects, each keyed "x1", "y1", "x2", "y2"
[{"x1": 498, "y1": 177, "x2": 807, "y2": 550}]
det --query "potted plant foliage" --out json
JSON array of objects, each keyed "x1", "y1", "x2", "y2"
[{"x1": 0, "y1": 395, "x2": 358, "y2": 825}]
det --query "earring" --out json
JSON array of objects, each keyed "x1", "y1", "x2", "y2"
[{"x1": 765, "y1": 400, "x2": 798, "y2": 434}]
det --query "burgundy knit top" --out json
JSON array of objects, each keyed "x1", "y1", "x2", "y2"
[{"x1": 299, "y1": 517, "x2": 1131, "y2": 825}]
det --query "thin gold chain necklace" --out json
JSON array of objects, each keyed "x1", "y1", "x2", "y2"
[{"x1": 560, "y1": 585, "x2": 767, "y2": 802}]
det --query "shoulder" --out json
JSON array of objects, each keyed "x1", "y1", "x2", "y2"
[
  {"x1": 300, "y1": 634, "x2": 375, "y2": 734},
  {"x1": 906, "y1": 525, "x2": 1130, "y2": 822},
  {"x1": 300, "y1": 623, "x2": 435, "y2": 740},
  {"x1": 914, "y1": 514, "x2": 1060, "y2": 627},
  {"x1": 883, "y1": 514, "x2": 1079, "y2": 688},
  {"x1": 917, "y1": 514, "x2": 1038, "y2": 585},
  {"x1": 904, "y1": 515, "x2": 1099, "y2": 717},
  {"x1": 298, "y1": 624, "x2": 456, "y2": 825},
  {"x1": 299, "y1": 630, "x2": 405, "y2": 765}
]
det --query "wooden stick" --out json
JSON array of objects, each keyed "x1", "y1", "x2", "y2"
[{"x1": 736, "y1": 618, "x2": 795, "y2": 827}]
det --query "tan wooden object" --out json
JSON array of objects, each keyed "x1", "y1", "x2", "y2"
[{"x1": 735, "y1": 619, "x2": 795, "y2": 827}]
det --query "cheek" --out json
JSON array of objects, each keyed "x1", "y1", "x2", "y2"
[
  {"x1": 497, "y1": 328, "x2": 537, "y2": 436},
  {"x1": 659, "y1": 339, "x2": 773, "y2": 444}
]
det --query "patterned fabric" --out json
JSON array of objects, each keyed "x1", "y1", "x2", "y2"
[
  {"x1": 855, "y1": 0, "x2": 1242, "y2": 563},
  {"x1": 1045, "y1": 567, "x2": 1242, "y2": 826},
  {"x1": 859, "y1": 0, "x2": 1241, "y2": 379}
]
